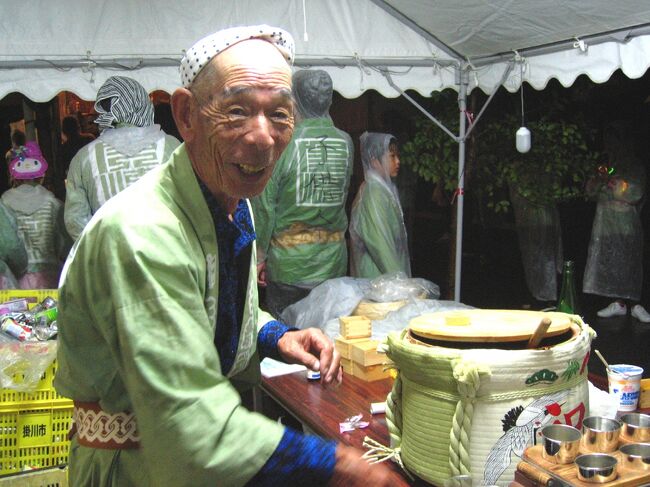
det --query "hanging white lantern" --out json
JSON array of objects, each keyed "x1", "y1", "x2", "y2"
[
  {"x1": 516, "y1": 61, "x2": 531, "y2": 153},
  {"x1": 516, "y1": 126, "x2": 531, "y2": 153}
]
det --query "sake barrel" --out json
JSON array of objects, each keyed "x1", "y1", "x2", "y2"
[{"x1": 384, "y1": 309, "x2": 594, "y2": 486}]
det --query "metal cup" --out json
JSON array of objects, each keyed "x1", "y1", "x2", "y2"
[
  {"x1": 575, "y1": 453, "x2": 618, "y2": 483},
  {"x1": 619, "y1": 443, "x2": 650, "y2": 471},
  {"x1": 620, "y1": 412, "x2": 650, "y2": 442},
  {"x1": 580, "y1": 416, "x2": 621, "y2": 452},
  {"x1": 540, "y1": 424, "x2": 582, "y2": 464}
]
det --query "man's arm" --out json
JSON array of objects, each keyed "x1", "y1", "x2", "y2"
[
  {"x1": 63, "y1": 148, "x2": 93, "y2": 240},
  {"x1": 255, "y1": 323, "x2": 408, "y2": 487},
  {"x1": 0, "y1": 203, "x2": 27, "y2": 278}
]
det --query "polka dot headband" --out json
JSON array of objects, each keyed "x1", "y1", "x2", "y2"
[{"x1": 180, "y1": 25, "x2": 295, "y2": 88}]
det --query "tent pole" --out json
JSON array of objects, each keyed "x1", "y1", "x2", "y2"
[{"x1": 454, "y1": 68, "x2": 469, "y2": 302}]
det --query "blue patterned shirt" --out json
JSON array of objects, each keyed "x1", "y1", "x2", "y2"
[{"x1": 199, "y1": 181, "x2": 336, "y2": 485}]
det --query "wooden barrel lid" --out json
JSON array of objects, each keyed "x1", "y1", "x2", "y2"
[{"x1": 408, "y1": 309, "x2": 573, "y2": 343}]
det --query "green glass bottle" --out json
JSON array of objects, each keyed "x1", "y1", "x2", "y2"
[{"x1": 557, "y1": 260, "x2": 579, "y2": 314}]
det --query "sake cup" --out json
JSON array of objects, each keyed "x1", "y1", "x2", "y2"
[
  {"x1": 580, "y1": 416, "x2": 621, "y2": 453},
  {"x1": 540, "y1": 424, "x2": 582, "y2": 464},
  {"x1": 619, "y1": 443, "x2": 650, "y2": 471},
  {"x1": 575, "y1": 453, "x2": 618, "y2": 483},
  {"x1": 620, "y1": 413, "x2": 650, "y2": 442}
]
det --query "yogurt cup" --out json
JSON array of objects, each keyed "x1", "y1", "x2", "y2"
[{"x1": 608, "y1": 364, "x2": 644, "y2": 412}]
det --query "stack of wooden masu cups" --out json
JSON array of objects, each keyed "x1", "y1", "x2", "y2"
[{"x1": 334, "y1": 316, "x2": 393, "y2": 382}]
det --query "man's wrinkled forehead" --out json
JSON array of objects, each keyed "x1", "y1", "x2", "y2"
[
  {"x1": 221, "y1": 85, "x2": 292, "y2": 100},
  {"x1": 180, "y1": 25, "x2": 295, "y2": 88}
]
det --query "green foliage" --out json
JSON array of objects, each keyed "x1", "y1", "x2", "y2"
[
  {"x1": 401, "y1": 92, "x2": 459, "y2": 194},
  {"x1": 400, "y1": 90, "x2": 601, "y2": 214},
  {"x1": 477, "y1": 113, "x2": 600, "y2": 212}
]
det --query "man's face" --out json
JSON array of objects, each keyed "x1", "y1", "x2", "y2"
[
  {"x1": 188, "y1": 40, "x2": 294, "y2": 212},
  {"x1": 388, "y1": 145, "x2": 400, "y2": 178}
]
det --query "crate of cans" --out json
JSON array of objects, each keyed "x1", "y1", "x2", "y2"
[
  {"x1": 1, "y1": 290, "x2": 61, "y2": 395},
  {"x1": 1, "y1": 291, "x2": 58, "y2": 343},
  {"x1": 0, "y1": 290, "x2": 73, "y2": 476}
]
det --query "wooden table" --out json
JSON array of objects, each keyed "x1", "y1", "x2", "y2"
[
  {"x1": 260, "y1": 371, "x2": 523, "y2": 486},
  {"x1": 260, "y1": 370, "x2": 393, "y2": 449}
]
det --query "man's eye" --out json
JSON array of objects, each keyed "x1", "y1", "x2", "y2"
[
  {"x1": 271, "y1": 110, "x2": 291, "y2": 122},
  {"x1": 228, "y1": 107, "x2": 246, "y2": 117}
]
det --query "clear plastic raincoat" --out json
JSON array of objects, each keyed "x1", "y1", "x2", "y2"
[
  {"x1": 509, "y1": 185, "x2": 563, "y2": 301},
  {"x1": 583, "y1": 149, "x2": 646, "y2": 300},
  {"x1": 349, "y1": 132, "x2": 411, "y2": 278},
  {"x1": 1, "y1": 183, "x2": 65, "y2": 289},
  {"x1": 0, "y1": 201, "x2": 27, "y2": 288},
  {"x1": 251, "y1": 70, "x2": 353, "y2": 291}
]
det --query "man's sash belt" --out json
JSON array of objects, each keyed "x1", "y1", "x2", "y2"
[
  {"x1": 272, "y1": 228, "x2": 344, "y2": 248},
  {"x1": 71, "y1": 401, "x2": 140, "y2": 449}
]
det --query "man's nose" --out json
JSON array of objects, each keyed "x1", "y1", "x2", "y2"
[{"x1": 246, "y1": 115, "x2": 275, "y2": 150}]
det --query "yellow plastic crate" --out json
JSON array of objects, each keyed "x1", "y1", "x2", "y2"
[
  {"x1": 1, "y1": 289, "x2": 70, "y2": 408},
  {"x1": 0, "y1": 360, "x2": 72, "y2": 412},
  {"x1": 0, "y1": 290, "x2": 58, "y2": 313},
  {"x1": 1, "y1": 290, "x2": 72, "y2": 476},
  {"x1": 0, "y1": 404, "x2": 72, "y2": 476},
  {"x1": 0, "y1": 466, "x2": 67, "y2": 486}
]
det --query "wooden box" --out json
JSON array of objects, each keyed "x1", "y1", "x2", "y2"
[
  {"x1": 352, "y1": 364, "x2": 392, "y2": 382},
  {"x1": 339, "y1": 316, "x2": 372, "y2": 339},
  {"x1": 350, "y1": 340, "x2": 384, "y2": 366},
  {"x1": 335, "y1": 336, "x2": 368, "y2": 360},
  {"x1": 340, "y1": 357, "x2": 355, "y2": 375}
]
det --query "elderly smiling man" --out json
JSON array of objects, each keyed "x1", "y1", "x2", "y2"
[{"x1": 54, "y1": 25, "x2": 406, "y2": 487}]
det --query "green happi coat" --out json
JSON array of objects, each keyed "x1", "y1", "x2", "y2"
[
  {"x1": 64, "y1": 125, "x2": 180, "y2": 240},
  {"x1": 251, "y1": 118, "x2": 353, "y2": 285},
  {"x1": 54, "y1": 144, "x2": 284, "y2": 487}
]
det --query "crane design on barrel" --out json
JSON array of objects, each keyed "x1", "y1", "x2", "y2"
[{"x1": 483, "y1": 391, "x2": 569, "y2": 485}]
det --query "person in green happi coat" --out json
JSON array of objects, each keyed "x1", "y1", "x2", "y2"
[
  {"x1": 63, "y1": 76, "x2": 180, "y2": 240},
  {"x1": 251, "y1": 69, "x2": 354, "y2": 318},
  {"x1": 0, "y1": 200, "x2": 27, "y2": 289}
]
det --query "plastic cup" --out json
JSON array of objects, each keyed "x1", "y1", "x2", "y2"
[{"x1": 608, "y1": 364, "x2": 643, "y2": 412}]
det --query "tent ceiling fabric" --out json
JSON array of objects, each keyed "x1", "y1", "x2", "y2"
[{"x1": 1, "y1": 0, "x2": 649, "y2": 101}]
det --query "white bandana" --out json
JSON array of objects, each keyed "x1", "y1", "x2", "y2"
[{"x1": 180, "y1": 24, "x2": 295, "y2": 88}]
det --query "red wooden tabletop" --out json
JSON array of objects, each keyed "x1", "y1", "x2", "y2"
[{"x1": 261, "y1": 371, "x2": 394, "y2": 449}]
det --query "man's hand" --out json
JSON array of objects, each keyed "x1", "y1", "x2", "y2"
[
  {"x1": 277, "y1": 328, "x2": 342, "y2": 385},
  {"x1": 257, "y1": 261, "x2": 267, "y2": 287},
  {"x1": 329, "y1": 444, "x2": 410, "y2": 486}
]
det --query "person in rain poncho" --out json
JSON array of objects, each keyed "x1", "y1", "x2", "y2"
[
  {"x1": 0, "y1": 200, "x2": 28, "y2": 289},
  {"x1": 509, "y1": 184, "x2": 563, "y2": 304},
  {"x1": 2, "y1": 142, "x2": 65, "y2": 289},
  {"x1": 53, "y1": 26, "x2": 405, "y2": 487},
  {"x1": 63, "y1": 76, "x2": 180, "y2": 240},
  {"x1": 251, "y1": 69, "x2": 354, "y2": 318},
  {"x1": 583, "y1": 121, "x2": 650, "y2": 323},
  {"x1": 349, "y1": 132, "x2": 411, "y2": 278}
]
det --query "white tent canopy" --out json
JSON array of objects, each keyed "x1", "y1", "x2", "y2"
[
  {"x1": 2, "y1": 0, "x2": 649, "y2": 299},
  {"x1": 2, "y1": 0, "x2": 649, "y2": 101}
]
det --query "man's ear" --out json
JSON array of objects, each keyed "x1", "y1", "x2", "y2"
[{"x1": 171, "y1": 88, "x2": 195, "y2": 142}]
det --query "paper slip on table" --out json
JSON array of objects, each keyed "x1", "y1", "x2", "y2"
[{"x1": 520, "y1": 442, "x2": 650, "y2": 487}]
